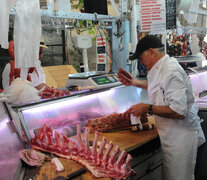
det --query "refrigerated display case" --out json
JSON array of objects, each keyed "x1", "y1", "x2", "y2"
[
  {"x1": 189, "y1": 69, "x2": 207, "y2": 180},
  {"x1": 0, "y1": 102, "x2": 24, "y2": 180},
  {"x1": 9, "y1": 85, "x2": 149, "y2": 142},
  {"x1": 4, "y1": 85, "x2": 162, "y2": 180}
]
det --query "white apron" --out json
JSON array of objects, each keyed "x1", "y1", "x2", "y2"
[
  {"x1": 148, "y1": 78, "x2": 198, "y2": 180},
  {"x1": 148, "y1": 83, "x2": 198, "y2": 180},
  {"x1": 146, "y1": 55, "x2": 206, "y2": 180}
]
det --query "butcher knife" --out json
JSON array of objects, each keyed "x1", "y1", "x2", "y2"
[{"x1": 67, "y1": 167, "x2": 87, "y2": 179}]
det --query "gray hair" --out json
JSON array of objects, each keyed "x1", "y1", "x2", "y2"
[{"x1": 156, "y1": 47, "x2": 165, "y2": 53}]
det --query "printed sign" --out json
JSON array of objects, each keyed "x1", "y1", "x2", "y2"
[
  {"x1": 139, "y1": 0, "x2": 166, "y2": 34},
  {"x1": 96, "y1": 36, "x2": 107, "y2": 72}
]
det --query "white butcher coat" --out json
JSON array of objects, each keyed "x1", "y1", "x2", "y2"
[{"x1": 147, "y1": 54, "x2": 205, "y2": 180}]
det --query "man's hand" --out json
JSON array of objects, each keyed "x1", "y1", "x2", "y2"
[
  {"x1": 117, "y1": 68, "x2": 134, "y2": 86},
  {"x1": 127, "y1": 103, "x2": 150, "y2": 117},
  {"x1": 117, "y1": 68, "x2": 148, "y2": 89}
]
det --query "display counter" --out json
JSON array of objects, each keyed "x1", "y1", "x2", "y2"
[
  {"x1": 0, "y1": 102, "x2": 24, "y2": 180},
  {"x1": 189, "y1": 69, "x2": 207, "y2": 180},
  {"x1": 10, "y1": 85, "x2": 150, "y2": 141},
  {"x1": 2, "y1": 85, "x2": 162, "y2": 180}
]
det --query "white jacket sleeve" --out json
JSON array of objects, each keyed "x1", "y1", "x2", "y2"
[{"x1": 2, "y1": 63, "x2": 11, "y2": 89}]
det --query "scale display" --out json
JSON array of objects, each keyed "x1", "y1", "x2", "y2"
[{"x1": 92, "y1": 75, "x2": 118, "y2": 85}]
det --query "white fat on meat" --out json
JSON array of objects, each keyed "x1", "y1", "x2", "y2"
[{"x1": 51, "y1": 157, "x2": 64, "y2": 171}]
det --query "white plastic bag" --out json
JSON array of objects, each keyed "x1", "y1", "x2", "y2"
[
  {"x1": 3, "y1": 78, "x2": 40, "y2": 105},
  {"x1": 14, "y1": 0, "x2": 41, "y2": 68},
  {"x1": 0, "y1": 0, "x2": 16, "y2": 49}
]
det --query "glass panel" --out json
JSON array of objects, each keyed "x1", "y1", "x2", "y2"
[
  {"x1": 21, "y1": 92, "x2": 106, "y2": 137},
  {"x1": 97, "y1": 86, "x2": 149, "y2": 114},
  {"x1": 20, "y1": 86, "x2": 149, "y2": 138},
  {"x1": 0, "y1": 103, "x2": 23, "y2": 180}
]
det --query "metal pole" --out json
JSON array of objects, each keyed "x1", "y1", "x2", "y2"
[{"x1": 62, "y1": 30, "x2": 66, "y2": 64}]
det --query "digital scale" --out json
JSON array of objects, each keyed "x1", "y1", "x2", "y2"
[{"x1": 66, "y1": 71, "x2": 122, "y2": 89}]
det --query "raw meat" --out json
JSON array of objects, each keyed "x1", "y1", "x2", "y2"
[
  {"x1": 19, "y1": 149, "x2": 48, "y2": 167},
  {"x1": 30, "y1": 124, "x2": 136, "y2": 179},
  {"x1": 39, "y1": 86, "x2": 72, "y2": 99},
  {"x1": 86, "y1": 112, "x2": 131, "y2": 133},
  {"x1": 86, "y1": 112, "x2": 152, "y2": 133}
]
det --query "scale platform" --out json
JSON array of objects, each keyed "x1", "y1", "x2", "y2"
[
  {"x1": 175, "y1": 55, "x2": 203, "y2": 63},
  {"x1": 66, "y1": 71, "x2": 122, "y2": 89}
]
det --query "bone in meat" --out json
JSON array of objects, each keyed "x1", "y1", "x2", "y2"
[
  {"x1": 30, "y1": 124, "x2": 135, "y2": 179},
  {"x1": 76, "y1": 124, "x2": 84, "y2": 151},
  {"x1": 108, "y1": 145, "x2": 120, "y2": 168},
  {"x1": 84, "y1": 127, "x2": 90, "y2": 157},
  {"x1": 91, "y1": 131, "x2": 100, "y2": 158}
]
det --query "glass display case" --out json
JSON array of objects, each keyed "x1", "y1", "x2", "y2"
[
  {"x1": 0, "y1": 85, "x2": 149, "y2": 180},
  {"x1": 10, "y1": 85, "x2": 149, "y2": 142},
  {"x1": 0, "y1": 102, "x2": 24, "y2": 180}
]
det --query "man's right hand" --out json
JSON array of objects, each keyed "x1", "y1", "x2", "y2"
[
  {"x1": 117, "y1": 68, "x2": 134, "y2": 86},
  {"x1": 117, "y1": 68, "x2": 148, "y2": 89}
]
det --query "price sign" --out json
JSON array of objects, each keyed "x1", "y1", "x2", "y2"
[
  {"x1": 139, "y1": 0, "x2": 166, "y2": 34},
  {"x1": 96, "y1": 36, "x2": 107, "y2": 72}
]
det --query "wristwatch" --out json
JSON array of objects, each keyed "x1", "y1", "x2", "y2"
[{"x1": 148, "y1": 104, "x2": 153, "y2": 115}]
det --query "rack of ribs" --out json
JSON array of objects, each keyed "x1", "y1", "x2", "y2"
[{"x1": 30, "y1": 124, "x2": 136, "y2": 179}]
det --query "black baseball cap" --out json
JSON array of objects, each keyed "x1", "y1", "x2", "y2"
[{"x1": 129, "y1": 35, "x2": 164, "y2": 60}]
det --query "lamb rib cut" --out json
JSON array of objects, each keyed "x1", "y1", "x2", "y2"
[{"x1": 30, "y1": 124, "x2": 135, "y2": 179}]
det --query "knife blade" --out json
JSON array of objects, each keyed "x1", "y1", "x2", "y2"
[{"x1": 67, "y1": 167, "x2": 86, "y2": 179}]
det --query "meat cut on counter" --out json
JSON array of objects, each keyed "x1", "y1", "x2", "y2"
[
  {"x1": 86, "y1": 112, "x2": 131, "y2": 133},
  {"x1": 85, "y1": 112, "x2": 150, "y2": 133},
  {"x1": 39, "y1": 86, "x2": 72, "y2": 99},
  {"x1": 30, "y1": 124, "x2": 136, "y2": 179}
]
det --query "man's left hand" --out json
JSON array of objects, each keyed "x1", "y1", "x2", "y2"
[{"x1": 127, "y1": 103, "x2": 150, "y2": 117}]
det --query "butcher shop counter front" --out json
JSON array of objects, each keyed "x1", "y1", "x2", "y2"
[{"x1": 3, "y1": 85, "x2": 161, "y2": 180}]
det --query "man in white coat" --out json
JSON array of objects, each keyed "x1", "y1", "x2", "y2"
[
  {"x1": 2, "y1": 42, "x2": 47, "y2": 90},
  {"x1": 118, "y1": 35, "x2": 205, "y2": 180}
]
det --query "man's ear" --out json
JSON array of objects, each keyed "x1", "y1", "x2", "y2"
[{"x1": 148, "y1": 48, "x2": 154, "y2": 55}]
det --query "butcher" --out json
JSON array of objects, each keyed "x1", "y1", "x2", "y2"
[{"x1": 118, "y1": 35, "x2": 205, "y2": 180}]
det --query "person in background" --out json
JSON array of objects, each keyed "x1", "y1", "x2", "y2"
[
  {"x1": 118, "y1": 35, "x2": 205, "y2": 180},
  {"x1": 2, "y1": 40, "x2": 48, "y2": 90}
]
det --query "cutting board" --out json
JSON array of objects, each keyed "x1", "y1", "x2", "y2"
[{"x1": 88, "y1": 116, "x2": 158, "y2": 152}]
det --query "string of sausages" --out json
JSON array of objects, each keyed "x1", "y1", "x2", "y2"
[{"x1": 8, "y1": 40, "x2": 38, "y2": 86}]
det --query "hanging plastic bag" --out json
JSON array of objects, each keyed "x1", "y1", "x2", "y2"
[
  {"x1": 46, "y1": 0, "x2": 71, "y2": 12},
  {"x1": 0, "y1": 0, "x2": 16, "y2": 49},
  {"x1": 14, "y1": 0, "x2": 41, "y2": 68}
]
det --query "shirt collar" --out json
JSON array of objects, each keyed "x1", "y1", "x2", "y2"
[{"x1": 147, "y1": 54, "x2": 169, "y2": 79}]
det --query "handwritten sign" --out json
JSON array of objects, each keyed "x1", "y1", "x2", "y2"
[{"x1": 139, "y1": 0, "x2": 166, "y2": 34}]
